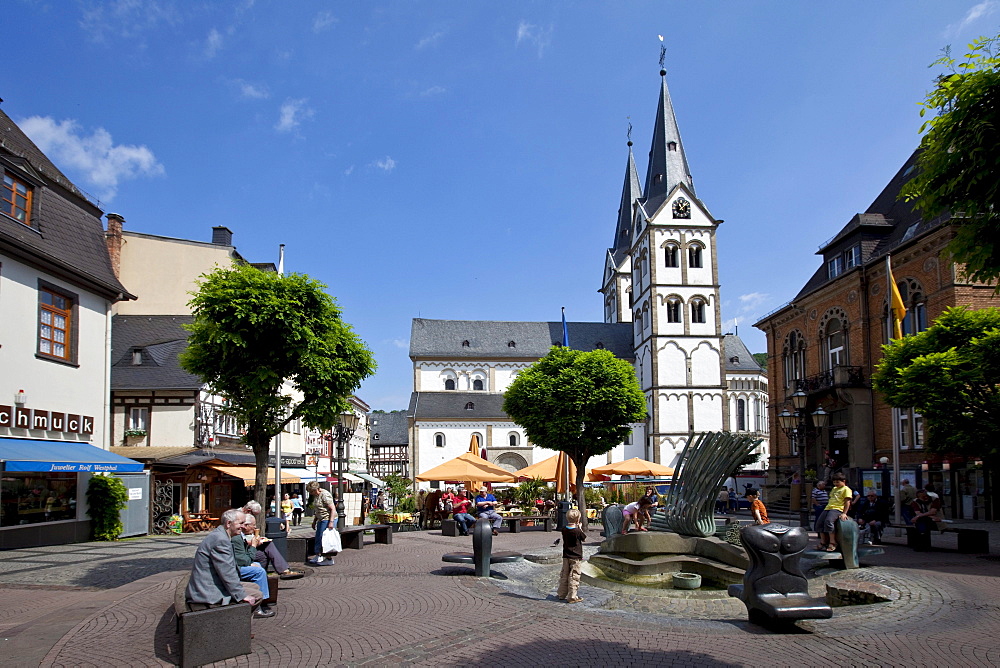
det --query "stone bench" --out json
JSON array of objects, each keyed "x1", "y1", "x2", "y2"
[
  {"x1": 340, "y1": 524, "x2": 393, "y2": 550},
  {"x1": 906, "y1": 524, "x2": 989, "y2": 553},
  {"x1": 503, "y1": 515, "x2": 553, "y2": 533},
  {"x1": 441, "y1": 519, "x2": 459, "y2": 536},
  {"x1": 173, "y1": 573, "x2": 253, "y2": 668}
]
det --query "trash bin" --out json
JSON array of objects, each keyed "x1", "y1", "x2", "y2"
[
  {"x1": 556, "y1": 500, "x2": 572, "y2": 531},
  {"x1": 265, "y1": 516, "x2": 288, "y2": 559}
]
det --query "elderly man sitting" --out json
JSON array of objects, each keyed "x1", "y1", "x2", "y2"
[
  {"x1": 230, "y1": 514, "x2": 276, "y2": 618},
  {"x1": 185, "y1": 508, "x2": 267, "y2": 616},
  {"x1": 241, "y1": 515, "x2": 304, "y2": 580}
]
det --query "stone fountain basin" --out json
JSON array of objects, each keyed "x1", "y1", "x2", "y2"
[{"x1": 599, "y1": 531, "x2": 749, "y2": 569}]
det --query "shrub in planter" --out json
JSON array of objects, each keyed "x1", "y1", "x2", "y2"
[{"x1": 86, "y1": 473, "x2": 128, "y2": 541}]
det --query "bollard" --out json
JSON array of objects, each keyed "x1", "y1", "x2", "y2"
[{"x1": 472, "y1": 517, "x2": 493, "y2": 577}]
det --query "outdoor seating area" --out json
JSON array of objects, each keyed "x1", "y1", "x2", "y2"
[{"x1": 182, "y1": 512, "x2": 220, "y2": 533}]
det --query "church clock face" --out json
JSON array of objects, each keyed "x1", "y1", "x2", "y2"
[{"x1": 672, "y1": 197, "x2": 691, "y2": 219}]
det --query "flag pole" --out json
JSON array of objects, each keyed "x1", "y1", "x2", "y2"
[{"x1": 886, "y1": 255, "x2": 902, "y2": 532}]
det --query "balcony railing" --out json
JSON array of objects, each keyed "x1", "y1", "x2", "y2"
[{"x1": 798, "y1": 366, "x2": 866, "y2": 394}]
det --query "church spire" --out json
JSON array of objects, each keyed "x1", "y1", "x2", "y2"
[
  {"x1": 643, "y1": 67, "x2": 694, "y2": 210},
  {"x1": 611, "y1": 136, "x2": 642, "y2": 260}
]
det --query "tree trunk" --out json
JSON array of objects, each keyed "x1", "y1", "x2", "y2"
[
  {"x1": 572, "y1": 453, "x2": 588, "y2": 531},
  {"x1": 251, "y1": 432, "x2": 270, "y2": 515}
]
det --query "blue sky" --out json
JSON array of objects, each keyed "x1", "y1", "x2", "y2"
[{"x1": 5, "y1": 1, "x2": 999, "y2": 410}]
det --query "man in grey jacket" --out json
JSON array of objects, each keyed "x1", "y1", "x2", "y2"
[{"x1": 185, "y1": 508, "x2": 270, "y2": 617}]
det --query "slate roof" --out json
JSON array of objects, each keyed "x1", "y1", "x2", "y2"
[
  {"x1": 640, "y1": 73, "x2": 695, "y2": 217},
  {"x1": 610, "y1": 146, "x2": 642, "y2": 266},
  {"x1": 369, "y1": 411, "x2": 409, "y2": 446},
  {"x1": 408, "y1": 392, "x2": 509, "y2": 420},
  {"x1": 792, "y1": 150, "x2": 937, "y2": 301},
  {"x1": 111, "y1": 315, "x2": 203, "y2": 390},
  {"x1": 410, "y1": 319, "x2": 634, "y2": 360},
  {"x1": 110, "y1": 446, "x2": 197, "y2": 462},
  {"x1": 723, "y1": 334, "x2": 763, "y2": 373},
  {"x1": 0, "y1": 109, "x2": 132, "y2": 299}
]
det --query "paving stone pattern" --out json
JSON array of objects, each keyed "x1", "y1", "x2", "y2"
[{"x1": 0, "y1": 525, "x2": 997, "y2": 666}]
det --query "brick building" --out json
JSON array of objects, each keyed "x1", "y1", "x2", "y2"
[{"x1": 754, "y1": 151, "x2": 996, "y2": 521}]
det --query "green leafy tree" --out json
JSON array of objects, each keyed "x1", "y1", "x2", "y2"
[
  {"x1": 902, "y1": 33, "x2": 1000, "y2": 285},
  {"x1": 381, "y1": 474, "x2": 412, "y2": 511},
  {"x1": 503, "y1": 347, "x2": 647, "y2": 524},
  {"x1": 181, "y1": 264, "x2": 376, "y2": 509},
  {"x1": 873, "y1": 306, "x2": 1000, "y2": 459},
  {"x1": 86, "y1": 473, "x2": 128, "y2": 541}
]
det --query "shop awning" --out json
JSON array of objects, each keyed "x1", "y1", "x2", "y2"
[
  {"x1": 0, "y1": 438, "x2": 144, "y2": 473},
  {"x1": 206, "y1": 465, "x2": 301, "y2": 485},
  {"x1": 351, "y1": 471, "x2": 386, "y2": 487},
  {"x1": 326, "y1": 472, "x2": 363, "y2": 483},
  {"x1": 281, "y1": 467, "x2": 325, "y2": 482}
]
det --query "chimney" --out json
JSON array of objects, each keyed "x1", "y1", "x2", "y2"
[
  {"x1": 212, "y1": 226, "x2": 233, "y2": 246},
  {"x1": 105, "y1": 213, "x2": 124, "y2": 278}
]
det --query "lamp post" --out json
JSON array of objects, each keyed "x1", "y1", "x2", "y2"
[
  {"x1": 334, "y1": 410, "x2": 360, "y2": 532},
  {"x1": 778, "y1": 389, "x2": 829, "y2": 529}
]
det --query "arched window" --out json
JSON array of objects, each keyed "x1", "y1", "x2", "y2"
[
  {"x1": 508, "y1": 432, "x2": 519, "y2": 447},
  {"x1": 825, "y1": 317, "x2": 845, "y2": 368},
  {"x1": 783, "y1": 330, "x2": 806, "y2": 389},
  {"x1": 473, "y1": 379, "x2": 484, "y2": 391},
  {"x1": 444, "y1": 379, "x2": 455, "y2": 391},
  {"x1": 690, "y1": 298, "x2": 706, "y2": 324},
  {"x1": 666, "y1": 297, "x2": 681, "y2": 323},
  {"x1": 664, "y1": 244, "x2": 679, "y2": 268},
  {"x1": 737, "y1": 398, "x2": 747, "y2": 431},
  {"x1": 688, "y1": 244, "x2": 703, "y2": 269},
  {"x1": 434, "y1": 433, "x2": 445, "y2": 448}
]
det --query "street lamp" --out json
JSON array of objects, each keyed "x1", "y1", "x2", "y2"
[
  {"x1": 778, "y1": 389, "x2": 829, "y2": 528},
  {"x1": 334, "y1": 410, "x2": 361, "y2": 532}
]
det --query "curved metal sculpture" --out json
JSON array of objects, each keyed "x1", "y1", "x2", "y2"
[
  {"x1": 602, "y1": 504, "x2": 624, "y2": 538},
  {"x1": 661, "y1": 431, "x2": 762, "y2": 537}
]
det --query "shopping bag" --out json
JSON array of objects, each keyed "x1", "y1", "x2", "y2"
[{"x1": 321, "y1": 526, "x2": 342, "y2": 555}]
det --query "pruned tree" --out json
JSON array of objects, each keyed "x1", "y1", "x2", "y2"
[
  {"x1": 181, "y1": 263, "x2": 376, "y2": 509},
  {"x1": 503, "y1": 347, "x2": 647, "y2": 524},
  {"x1": 873, "y1": 306, "x2": 1000, "y2": 459},
  {"x1": 902, "y1": 32, "x2": 1000, "y2": 286}
]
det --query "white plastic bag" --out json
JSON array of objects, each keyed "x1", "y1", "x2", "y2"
[{"x1": 321, "y1": 526, "x2": 342, "y2": 555}]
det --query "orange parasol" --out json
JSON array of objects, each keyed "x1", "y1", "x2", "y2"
[
  {"x1": 415, "y1": 451, "x2": 516, "y2": 492},
  {"x1": 589, "y1": 457, "x2": 675, "y2": 478}
]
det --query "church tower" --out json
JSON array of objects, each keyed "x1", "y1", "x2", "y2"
[{"x1": 601, "y1": 67, "x2": 727, "y2": 468}]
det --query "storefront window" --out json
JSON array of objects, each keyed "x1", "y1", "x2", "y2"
[{"x1": 1, "y1": 472, "x2": 78, "y2": 527}]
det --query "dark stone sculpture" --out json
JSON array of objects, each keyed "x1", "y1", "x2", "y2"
[
  {"x1": 602, "y1": 504, "x2": 624, "y2": 538},
  {"x1": 442, "y1": 518, "x2": 522, "y2": 578},
  {"x1": 728, "y1": 523, "x2": 832, "y2": 627}
]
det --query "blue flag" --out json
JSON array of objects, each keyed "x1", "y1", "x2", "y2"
[{"x1": 561, "y1": 307, "x2": 569, "y2": 347}]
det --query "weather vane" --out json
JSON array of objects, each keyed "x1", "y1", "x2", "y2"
[
  {"x1": 658, "y1": 34, "x2": 666, "y2": 70},
  {"x1": 627, "y1": 116, "x2": 632, "y2": 145}
]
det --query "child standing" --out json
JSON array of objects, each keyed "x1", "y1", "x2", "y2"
[
  {"x1": 746, "y1": 489, "x2": 769, "y2": 525},
  {"x1": 557, "y1": 509, "x2": 587, "y2": 604}
]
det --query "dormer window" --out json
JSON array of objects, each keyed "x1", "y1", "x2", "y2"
[
  {"x1": 507, "y1": 341, "x2": 516, "y2": 348},
  {"x1": 464, "y1": 402, "x2": 475, "y2": 410},
  {"x1": 373, "y1": 433, "x2": 380, "y2": 440},
  {"x1": 827, "y1": 255, "x2": 844, "y2": 279},
  {"x1": 667, "y1": 141, "x2": 677, "y2": 152},
  {"x1": 461, "y1": 340, "x2": 470, "y2": 347},
  {"x1": 132, "y1": 349, "x2": 143, "y2": 365},
  {"x1": 2, "y1": 172, "x2": 32, "y2": 226},
  {"x1": 845, "y1": 244, "x2": 861, "y2": 269}
]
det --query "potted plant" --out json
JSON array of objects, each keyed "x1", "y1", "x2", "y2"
[{"x1": 123, "y1": 429, "x2": 146, "y2": 443}]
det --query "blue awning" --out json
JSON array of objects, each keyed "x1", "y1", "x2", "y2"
[{"x1": 0, "y1": 438, "x2": 144, "y2": 473}]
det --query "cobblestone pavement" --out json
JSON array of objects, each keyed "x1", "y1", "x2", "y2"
[{"x1": 0, "y1": 524, "x2": 998, "y2": 667}]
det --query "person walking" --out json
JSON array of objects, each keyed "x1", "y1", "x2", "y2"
[
  {"x1": 290, "y1": 493, "x2": 304, "y2": 526},
  {"x1": 307, "y1": 481, "x2": 337, "y2": 566}
]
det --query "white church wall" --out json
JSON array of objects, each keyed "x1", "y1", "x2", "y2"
[
  {"x1": 657, "y1": 341, "x2": 687, "y2": 386},
  {"x1": 692, "y1": 392, "x2": 725, "y2": 431},
  {"x1": 690, "y1": 342, "x2": 721, "y2": 386},
  {"x1": 659, "y1": 393, "x2": 689, "y2": 433}
]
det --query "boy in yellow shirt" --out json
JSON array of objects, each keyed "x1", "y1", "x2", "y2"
[{"x1": 817, "y1": 473, "x2": 852, "y2": 552}]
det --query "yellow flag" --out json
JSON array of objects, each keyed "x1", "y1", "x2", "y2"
[{"x1": 887, "y1": 256, "x2": 907, "y2": 339}]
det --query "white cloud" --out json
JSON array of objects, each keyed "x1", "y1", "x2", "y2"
[
  {"x1": 344, "y1": 165, "x2": 355, "y2": 176},
  {"x1": 79, "y1": 0, "x2": 181, "y2": 43},
  {"x1": 233, "y1": 79, "x2": 269, "y2": 99},
  {"x1": 370, "y1": 156, "x2": 396, "y2": 172},
  {"x1": 419, "y1": 85, "x2": 446, "y2": 97},
  {"x1": 391, "y1": 338, "x2": 408, "y2": 349},
  {"x1": 416, "y1": 30, "x2": 445, "y2": 50},
  {"x1": 313, "y1": 11, "x2": 337, "y2": 33},
  {"x1": 738, "y1": 292, "x2": 768, "y2": 311},
  {"x1": 515, "y1": 20, "x2": 552, "y2": 57},
  {"x1": 18, "y1": 116, "x2": 164, "y2": 202},
  {"x1": 204, "y1": 28, "x2": 224, "y2": 58},
  {"x1": 275, "y1": 98, "x2": 315, "y2": 133},
  {"x1": 944, "y1": 1, "x2": 998, "y2": 38}
]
